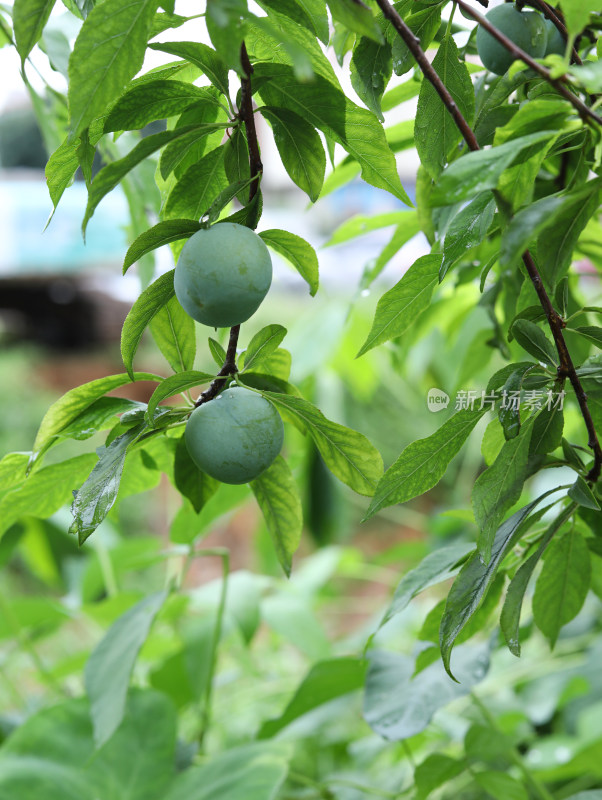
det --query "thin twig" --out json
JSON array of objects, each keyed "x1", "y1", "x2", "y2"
[
  {"x1": 374, "y1": 0, "x2": 602, "y2": 481},
  {"x1": 455, "y1": 0, "x2": 602, "y2": 127},
  {"x1": 195, "y1": 42, "x2": 264, "y2": 407}
]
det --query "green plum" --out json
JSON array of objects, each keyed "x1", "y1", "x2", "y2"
[
  {"x1": 185, "y1": 387, "x2": 284, "y2": 484},
  {"x1": 175, "y1": 222, "x2": 272, "y2": 328},
  {"x1": 544, "y1": 18, "x2": 566, "y2": 56},
  {"x1": 476, "y1": 4, "x2": 547, "y2": 75}
]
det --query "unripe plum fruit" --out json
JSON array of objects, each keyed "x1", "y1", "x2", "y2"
[
  {"x1": 185, "y1": 387, "x2": 284, "y2": 484},
  {"x1": 543, "y1": 19, "x2": 565, "y2": 57},
  {"x1": 476, "y1": 5, "x2": 547, "y2": 75},
  {"x1": 175, "y1": 223, "x2": 272, "y2": 328}
]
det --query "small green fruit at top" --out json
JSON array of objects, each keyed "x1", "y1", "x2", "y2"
[
  {"x1": 185, "y1": 387, "x2": 284, "y2": 484},
  {"x1": 544, "y1": 18, "x2": 566, "y2": 57},
  {"x1": 175, "y1": 223, "x2": 272, "y2": 328},
  {"x1": 476, "y1": 5, "x2": 547, "y2": 75}
]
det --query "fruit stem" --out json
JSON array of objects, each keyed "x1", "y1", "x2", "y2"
[{"x1": 195, "y1": 324, "x2": 240, "y2": 406}]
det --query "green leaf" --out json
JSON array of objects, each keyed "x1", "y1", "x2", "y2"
[
  {"x1": 431, "y1": 131, "x2": 556, "y2": 206},
  {"x1": 83, "y1": 125, "x2": 209, "y2": 231},
  {"x1": 159, "y1": 118, "x2": 230, "y2": 180},
  {"x1": 357, "y1": 254, "x2": 441, "y2": 357},
  {"x1": 326, "y1": 0, "x2": 384, "y2": 43},
  {"x1": 530, "y1": 404, "x2": 564, "y2": 455},
  {"x1": 68, "y1": 0, "x2": 159, "y2": 139},
  {"x1": 501, "y1": 193, "x2": 566, "y2": 268},
  {"x1": 560, "y1": 0, "x2": 600, "y2": 36},
  {"x1": 163, "y1": 145, "x2": 228, "y2": 220},
  {"x1": 568, "y1": 476, "x2": 601, "y2": 510},
  {"x1": 60, "y1": 397, "x2": 145, "y2": 441},
  {"x1": 85, "y1": 591, "x2": 167, "y2": 747},
  {"x1": 380, "y1": 542, "x2": 474, "y2": 628},
  {"x1": 14, "y1": 0, "x2": 56, "y2": 63},
  {"x1": 146, "y1": 371, "x2": 216, "y2": 420},
  {"x1": 574, "y1": 326, "x2": 602, "y2": 348},
  {"x1": 250, "y1": 456, "x2": 303, "y2": 577},
  {"x1": 32, "y1": 372, "x2": 159, "y2": 458},
  {"x1": 104, "y1": 81, "x2": 212, "y2": 133},
  {"x1": 533, "y1": 528, "x2": 591, "y2": 648},
  {"x1": 365, "y1": 408, "x2": 485, "y2": 520},
  {"x1": 208, "y1": 337, "x2": 227, "y2": 367},
  {"x1": 242, "y1": 325, "x2": 288, "y2": 373},
  {"x1": 325, "y1": 210, "x2": 410, "y2": 247},
  {"x1": 415, "y1": 35, "x2": 474, "y2": 179},
  {"x1": 149, "y1": 295, "x2": 196, "y2": 374},
  {"x1": 440, "y1": 494, "x2": 551, "y2": 678},
  {"x1": 123, "y1": 219, "x2": 202, "y2": 274},
  {"x1": 223, "y1": 126, "x2": 250, "y2": 203},
  {"x1": 258, "y1": 0, "x2": 329, "y2": 43},
  {"x1": 163, "y1": 742, "x2": 291, "y2": 800},
  {"x1": 472, "y1": 418, "x2": 534, "y2": 563},
  {"x1": 256, "y1": 63, "x2": 411, "y2": 205},
  {"x1": 389, "y1": 5, "x2": 441, "y2": 77},
  {"x1": 261, "y1": 107, "x2": 326, "y2": 202},
  {"x1": 121, "y1": 270, "x2": 176, "y2": 379},
  {"x1": 474, "y1": 771, "x2": 528, "y2": 800},
  {"x1": 350, "y1": 35, "x2": 392, "y2": 122},
  {"x1": 363, "y1": 644, "x2": 490, "y2": 740},
  {"x1": 260, "y1": 392, "x2": 383, "y2": 496},
  {"x1": 501, "y1": 507, "x2": 573, "y2": 656},
  {"x1": 511, "y1": 319, "x2": 558, "y2": 368},
  {"x1": 441, "y1": 192, "x2": 495, "y2": 279},
  {"x1": 258, "y1": 658, "x2": 367, "y2": 738},
  {"x1": 148, "y1": 40, "x2": 229, "y2": 97},
  {"x1": 173, "y1": 436, "x2": 219, "y2": 514},
  {"x1": 415, "y1": 754, "x2": 467, "y2": 800},
  {"x1": 259, "y1": 229, "x2": 319, "y2": 296},
  {"x1": 0, "y1": 454, "x2": 98, "y2": 541},
  {"x1": 69, "y1": 426, "x2": 142, "y2": 545}
]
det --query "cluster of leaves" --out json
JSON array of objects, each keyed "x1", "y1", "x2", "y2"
[{"x1": 1, "y1": 0, "x2": 602, "y2": 796}]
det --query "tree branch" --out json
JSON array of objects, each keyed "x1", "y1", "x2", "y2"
[
  {"x1": 196, "y1": 42, "x2": 264, "y2": 408},
  {"x1": 374, "y1": 0, "x2": 602, "y2": 482},
  {"x1": 455, "y1": 0, "x2": 602, "y2": 128}
]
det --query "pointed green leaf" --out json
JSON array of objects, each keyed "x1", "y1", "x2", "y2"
[
  {"x1": 261, "y1": 392, "x2": 383, "y2": 496},
  {"x1": 69, "y1": 426, "x2": 142, "y2": 545},
  {"x1": 0, "y1": 454, "x2": 98, "y2": 541},
  {"x1": 123, "y1": 219, "x2": 202, "y2": 274},
  {"x1": 163, "y1": 145, "x2": 228, "y2": 220},
  {"x1": 33, "y1": 372, "x2": 160, "y2": 458},
  {"x1": 68, "y1": 0, "x2": 159, "y2": 139},
  {"x1": 146, "y1": 371, "x2": 216, "y2": 420},
  {"x1": 415, "y1": 36, "x2": 474, "y2": 179},
  {"x1": 149, "y1": 295, "x2": 196, "y2": 374},
  {"x1": 121, "y1": 270, "x2": 176, "y2": 379},
  {"x1": 568, "y1": 476, "x2": 601, "y2": 510},
  {"x1": 85, "y1": 591, "x2": 167, "y2": 747},
  {"x1": 440, "y1": 494, "x2": 553, "y2": 678},
  {"x1": 259, "y1": 0, "x2": 329, "y2": 43},
  {"x1": 104, "y1": 80, "x2": 212, "y2": 133},
  {"x1": 573, "y1": 326, "x2": 602, "y2": 348},
  {"x1": 326, "y1": 0, "x2": 383, "y2": 43},
  {"x1": 532, "y1": 528, "x2": 591, "y2": 648},
  {"x1": 251, "y1": 455, "x2": 303, "y2": 577},
  {"x1": 208, "y1": 337, "x2": 227, "y2": 367},
  {"x1": 501, "y1": 506, "x2": 575, "y2": 656},
  {"x1": 366, "y1": 408, "x2": 485, "y2": 519},
  {"x1": 148, "y1": 40, "x2": 229, "y2": 97},
  {"x1": 14, "y1": 0, "x2": 56, "y2": 62},
  {"x1": 261, "y1": 107, "x2": 326, "y2": 202},
  {"x1": 242, "y1": 325, "x2": 288, "y2": 374},
  {"x1": 441, "y1": 192, "x2": 495, "y2": 279},
  {"x1": 472, "y1": 418, "x2": 534, "y2": 563},
  {"x1": 259, "y1": 229, "x2": 319, "y2": 296},
  {"x1": 173, "y1": 436, "x2": 219, "y2": 514},
  {"x1": 258, "y1": 658, "x2": 367, "y2": 738},
  {"x1": 357, "y1": 254, "x2": 441, "y2": 357},
  {"x1": 350, "y1": 35, "x2": 392, "y2": 122},
  {"x1": 511, "y1": 319, "x2": 559, "y2": 368},
  {"x1": 256, "y1": 63, "x2": 411, "y2": 205}
]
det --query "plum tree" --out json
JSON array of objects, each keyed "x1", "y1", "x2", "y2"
[
  {"x1": 174, "y1": 223, "x2": 272, "y2": 328},
  {"x1": 476, "y1": 5, "x2": 547, "y2": 75},
  {"x1": 184, "y1": 387, "x2": 284, "y2": 484}
]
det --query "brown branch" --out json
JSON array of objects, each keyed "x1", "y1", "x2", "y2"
[
  {"x1": 195, "y1": 43, "x2": 264, "y2": 408},
  {"x1": 374, "y1": 0, "x2": 602, "y2": 482},
  {"x1": 455, "y1": 0, "x2": 602, "y2": 128}
]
